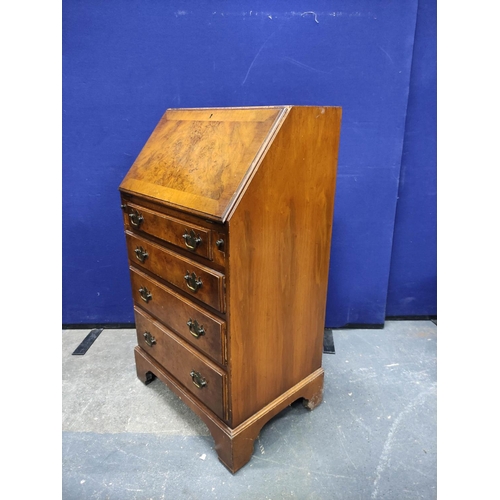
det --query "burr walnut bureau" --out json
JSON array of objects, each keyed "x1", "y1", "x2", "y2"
[{"x1": 119, "y1": 105, "x2": 341, "y2": 473}]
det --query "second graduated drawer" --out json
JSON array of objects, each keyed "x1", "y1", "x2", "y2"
[
  {"x1": 130, "y1": 266, "x2": 226, "y2": 365},
  {"x1": 126, "y1": 231, "x2": 225, "y2": 312}
]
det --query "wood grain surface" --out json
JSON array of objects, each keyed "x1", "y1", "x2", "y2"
[
  {"x1": 125, "y1": 231, "x2": 226, "y2": 312},
  {"x1": 226, "y1": 106, "x2": 342, "y2": 426},
  {"x1": 123, "y1": 201, "x2": 212, "y2": 259},
  {"x1": 122, "y1": 105, "x2": 341, "y2": 472},
  {"x1": 130, "y1": 267, "x2": 226, "y2": 365},
  {"x1": 119, "y1": 107, "x2": 285, "y2": 220},
  {"x1": 134, "y1": 307, "x2": 227, "y2": 420},
  {"x1": 134, "y1": 345, "x2": 324, "y2": 473}
]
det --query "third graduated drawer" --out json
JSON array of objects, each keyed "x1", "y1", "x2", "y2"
[
  {"x1": 130, "y1": 266, "x2": 227, "y2": 366},
  {"x1": 125, "y1": 230, "x2": 226, "y2": 312}
]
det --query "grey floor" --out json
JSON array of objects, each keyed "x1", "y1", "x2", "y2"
[{"x1": 62, "y1": 320, "x2": 437, "y2": 500}]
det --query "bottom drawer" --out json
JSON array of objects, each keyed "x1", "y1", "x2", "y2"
[{"x1": 134, "y1": 307, "x2": 227, "y2": 420}]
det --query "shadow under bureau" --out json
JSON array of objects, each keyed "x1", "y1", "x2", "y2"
[{"x1": 119, "y1": 105, "x2": 341, "y2": 472}]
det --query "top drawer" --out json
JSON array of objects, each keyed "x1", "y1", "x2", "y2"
[{"x1": 122, "y1": 202, "x2": 212, "y2": 259}]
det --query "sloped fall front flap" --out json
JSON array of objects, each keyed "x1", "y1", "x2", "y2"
[{"x1": 119, "y1": 106, "x2": 288, "y2": 221}]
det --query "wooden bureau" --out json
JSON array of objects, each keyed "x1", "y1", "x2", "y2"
[{"x1": 119, "y1": 105, "x2": 341, "y2": 472}]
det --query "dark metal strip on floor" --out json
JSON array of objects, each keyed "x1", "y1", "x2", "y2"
[
  {"x1": 72, "y1": 329, "x2": 104, "y2": 355},
  {"x1": 323, "y1": 329, "x2": 335, "y2": 354},
  {"x1": 385, "y1": 315, "x2": 437, "y2": 321},
  {"x1": 63, "y1": 323, "x2": 135, "y2": 330},
  {"x1": 328, "y1": 323, "x2": 384, "y2": 330}
]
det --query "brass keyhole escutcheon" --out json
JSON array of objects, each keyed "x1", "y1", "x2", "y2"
[
  {"x1": 183, "y1": 229, "x2": 202, "y2": 250},
  {"x1": 184, "y1": 271, "x2": 202, "y2": 293},
  {"x1": 187, "y1": 319, "x2": 205, "y2": 339},
  {"x1": 143, "y1": 331, "x2": 156, "y2": 347},
  {"x1": 190, "y1": 370, "x2": 207, "y2": 389}
]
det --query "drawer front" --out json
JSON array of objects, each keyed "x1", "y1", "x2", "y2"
[
  {"x1": 123, "y1": 202, "x2": 212, "y2": 259},
  {"x1": 126, "y1": 231, "x2": 225, "y2": 312},
  {"x1": 135, "y1": 307, "x2": 227, "y2": 420},
  {"x1": 130, "y1": 267, "x2": 226, "y2": 365}
]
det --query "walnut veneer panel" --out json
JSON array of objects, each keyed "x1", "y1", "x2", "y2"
[
  {"x1": 135, "y1": 307, "x2": 227, "y2": 420},
  {"x1": 119, "y1": 107, "x2": 285, "y2": 221},
  {"x1": 125, "y1": 231, "x2": 225, "y2": 312},
  {"x1": 130, "y1": 267, "x2": 226, "y2": 365}
]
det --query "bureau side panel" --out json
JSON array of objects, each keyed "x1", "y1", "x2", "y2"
[{"x1": 227, "y1": 106, "x2": 342, "y2": 426}]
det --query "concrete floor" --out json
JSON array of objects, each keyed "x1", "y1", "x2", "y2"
[{"x1": 62, "y1": 320, "x2": 436, "y2": 499}]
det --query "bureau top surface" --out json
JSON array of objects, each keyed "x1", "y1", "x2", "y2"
[{"x1": 119, "y1": 106, "x2": 287, "y2": 221}]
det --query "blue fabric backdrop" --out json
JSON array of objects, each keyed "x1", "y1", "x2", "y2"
[
  {"x1": 63, "y1": 1, "x2": 435, "y2": 326},
  {"x1": 386, "y1": 0, "x2": 437, "y2": 317}
]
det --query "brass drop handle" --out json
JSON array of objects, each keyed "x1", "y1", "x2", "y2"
[
  {"x1": 134, "y1": 246, "x2": 148, "y2": 263},
  {"x1": 128, "y1": 208, "x2": 144, "y2": 228},
  {"x1": 187, "y1": 319, "x2": 205, "y2": 339},
  {"x1": 182, "y1": 229, "x2": 202, "y2": 250},
  {"x1": 190, "y1": 370, "x2": 207, "y2": 389},
  {"x1": 184, "y1": 271, "x2": 202, "y2": 293},
  {"x1": 138, "y1": 286, "x2": 152, "y2": 303},
  {"x1": 143, "y1": 331, "x2": 156, "y2": 347}
]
